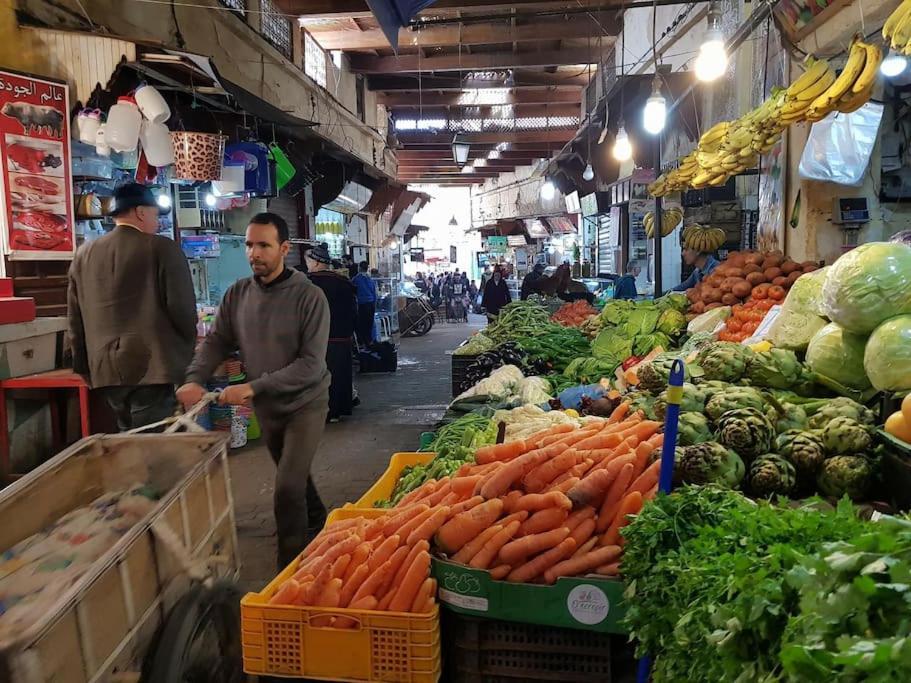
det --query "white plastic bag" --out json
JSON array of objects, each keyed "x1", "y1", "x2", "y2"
[{"x1": 798, "y1": 102, "x2": 884, "y2": 186}]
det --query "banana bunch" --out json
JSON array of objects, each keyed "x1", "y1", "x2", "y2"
[
  {"x1": 648, "y1": 153, "x2": 699, "y2": 197},
  {"x1": 682, "y1": 224, "x2": 726, "y2": 252},
  {"x1": 780, "y1": 56, "x2": 836, "y2": 123},
  {"x1": 644, "y1": 207, "x2": 684, "y2": 238},
  {"x1": 804, "y1": 38, "x2": 881, "y2": 121},
  {"x1": 884, "y1": 0, "x2": 911, "y2": 55}
]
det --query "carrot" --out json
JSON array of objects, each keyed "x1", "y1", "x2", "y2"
[
  {"x1": 479, "y1": 447, "x2": 557, "y2": 499},
  {"x1": 396, "y1": 481, "x2": 436, "y2": 508},
  {"x1": 458, "y1": 462, "x2": 500, "y2": 477},
  {"x1": 363, "y1": 516, "x2": 388, "y2": 541},
  {"x1": 299, "y1": 534, "x2": 361, "y2": 575},
  {"x1": 435, "y1": 498, "x2": 504, "y2": 554},
  {"x1": 603, "y1": 491, "x2": 644, "y2": 546},
  {"x1": 389, "y1": 550, "x2": 431, "y2": 612},
  {"x1": 352, "y1": 558, "x2": 394, "y2": 605},
  {"x1": 339, "y1": 563, "x2": 369, "y2": 607},
  {"x1": 525, "y1": 423, "x2": 575, "y2": 447},
  {"x1": 470, "y1": 520, "x2": 521, "y2": 569},
  {"x1": 301, "y1": 528, "x2": 351, "y2": 559},
  {"x1": 409, "y1": 480, "x2": 442, "y2": 505},
  {"x1": 331, "y1": 554, "x2": 352, "y2": 580},
  {"x1": 451, "y1": 476, "x2": 483, "y2": 497},
  {"x1": 473, "y1": 462, "x2": 504, "y2": 495},
  {"x1": 552, "y1": 458, "x2": 593, "y2": 485},
  {"x1": 596, "y1": 462, "x2": 636, "y2": 532},
  {"x1": 597, "y1": 452, "x2": 637, "y2": 480},
  {"x1": 647, "y1": 432, "x2": 665, "y2": 448},
  {"x1": 397, "y1": 507, "x2": 438, "y2": 543},
  {"x1": 618, "y1": 420, "x2": 661, "y2": 444},
  {"x1": 475, "y1": 440, "x2": 528, "y2": 465},
  {"x1": 566, "y1": 469, "x2": 614, "y2": 508},
  {"x1": 565, "y1": 506, "x2": 596, "y2": 531},
  {"x1": 449, "y1": 495, "x2": 485, "y2": 516},
  {"x1": 407, "y1": 506, "x2": 451, "y2": 545},
  {"x1": 315, "y1": 577, "x2": 343, "y2": 607},
  {"x1": 452, "y1": 524, "x2": 502, "y2": 564},
  {"x1": 507, "y1": 538, "x2": 577, "y2": 583},
  {"x1": 523, "y1": 449, "x2": 579, "y2": 492},
  {"x1": 342, "y1": 542, "x2": 372, "y2": 584},
  {"x1": 544, "y1": 544, "x2": 623, "y2": 583},
  {"x1": 410, "y1": 577, "x2": 436, "y2": 613},
  {"x1": 608, "y1": 401, "x2": 630, "y2": 423},
  {"x1": 368, "y1": 534, "x2": 401, "y2": 573},
  {"x1": 382, "y1": 504, "x2": 430, "y2": 537},
  {"x1": 498, "y1": 509, "x2": 530, "y2": 527},
  {"x1": 303, "y1": 563, "x2": 333, "y2": 604},
  {"x1": 596, "y1": 562, "x2": 621, "y2": 576},
  {"x1": 425, "y1": 480, "x2": 453, "y2": 507},
  {"x1": 643, "y1": 484, "x2": 659, "y2": 501},
  {"x1": 379, "y1": 540, "x2": 429, "y2": 610},
  {"x1": 499, "y1": 526, "x2": 571, "y2": 565},
  {"x1": 375, "y1": 545, "x2": 411, "y2": 600},
  {"x1": 337, "y1": 595, "x2": 376, "y2": 624},
  {"x1": 551, "y1": 476, "x2": 580, "y2": 494},
  {"x1": 489, "y1": 564, "x2": 512, "y2": 580},
  {"x1": 628, "y1": 459, "x2": 661, "y2": 496},
  {"x1": 631, "y1": 441, "x2": 658, "y2": 480},
  {"x1": 544, "y1": 428, "x2": 600, "y2": 448},
  {"x1": 572, "y1": 536, "x2": 599, "y2": 558},
  {"x1": 269, "y1": 578, "x2": 300, "y2": 605},
  {"x1": 574, "y1": 432, "x2": 624, "y2": 451},
  {"x1": 569, "y1": 517, "x2": 596, "y2": 548},
  {"x1": 512, "y1": 491, "x2": 572, "y2": 512},
  {"x1": 519, "y1": 507, "x2": 569, "y2": 536},
  {"x1": 574, "y1": 446, "x2": 622, "y2": 463},
  {"x1": 321, "y1": 517, "x2": 363, "y2": 534},
  {"x1": 501, "y1": 490, "x2": 524, "y2": 513}
]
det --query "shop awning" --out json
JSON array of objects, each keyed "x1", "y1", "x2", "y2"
[
  {"x1": 403, "y1": 224, "x2": 429, "y2": 243},
  {"x1": 367, "y1": 0, "x2": 438, "y2": 51},
  {"x1": 544, "y1": 217, "x2": 577, "y2": 234}
]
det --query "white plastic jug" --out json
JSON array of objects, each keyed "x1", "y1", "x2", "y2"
[
  {"x1": 74, "y1": 109, "x2": 102, "y2": 145},
  {"x1": 134, "y1": 84, "x2": 171, "y2": 124},
  {"x1": 139, "y1": 120, "x2": 174, "y2": 166},
  {"x1": 95, "y1": 123, "x2": 111, "y2": 157},
  {"x1": 105, "y1": 96, "x2": 141, "y2": 152}
]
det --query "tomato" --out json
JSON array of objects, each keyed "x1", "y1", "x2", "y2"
[
  {"x1": 732, "y1": 304, "x2": 744, "y2": 317},
  {"x1": 756, "y1": 299, "x2": 775, "y2": 311},
  {"x1": 726, "y1": 319, "x2": 742, "y2": 333},
  {"x1": 742, "y1": 321, "x2": 758, "y2": 334},
  {"x1": 744, "y1": 300, "x2": 756, "y2": 309}
]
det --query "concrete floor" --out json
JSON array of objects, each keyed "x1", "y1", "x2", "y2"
[{"x1": 230, "y1": 317, "x2": 484, "y2": 591}]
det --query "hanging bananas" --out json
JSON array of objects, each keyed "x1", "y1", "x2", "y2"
[
  {"x1": 884, "y1": 0, "x2": 911, "y2": 54},
  {"x1": 644, "y1": 207, "x2": 684, "y2": 238},
  {"x1": 681, "y1": 224, "x2": 726, "y2": 252}
]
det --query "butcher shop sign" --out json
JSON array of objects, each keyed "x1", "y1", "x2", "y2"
[{"x1": 0, "y1": 68, "x2": 74, "y2": 263}]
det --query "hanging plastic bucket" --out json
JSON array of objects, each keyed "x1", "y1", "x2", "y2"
[
  {"x1": 268, "y1": 143, "x2": 296, "y2": 190},
  {"x1": 171, "y1": 132, "x2": 227, "y2": 181}
]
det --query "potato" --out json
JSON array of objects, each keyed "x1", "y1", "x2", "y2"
[
  {"x1": 685, "y1": 287, "x2": 698, "y2": 302},
  {"x1": 764, "y1": 267, "x2": 782, "y2": 281},
  {"x1": 721, "y1": 293, "x2": 739, "y2": 306},
  {"x1": 785, "y1": 271, "x2": 802, "y2": 287},
  {"x1": 761, "y1": 255, "x2": 783, "y2": 269},
  {"x1": 802, "y1": 264, "x2": 818, "y2": 273},
  {"x1": 745, "y1": 271, "x2": 767, "y2": 287},
  {"x1": 731, "y1": 280, "x2": 752, "y2": 299},
  {"x1": 745, "y1": 253, "x2": 764, "y2": 266},
  {"x1": 704, "y1": 302, "x2": 724, "y2": 310},
  {"x1": 780, "y1": 261, "x2": 801, "y2": 275},
  {"x1": 772, "y1": 275, "x2": 788, "y2": 286},
  {"x1": 702, "y1": 287, "x2": 723, "y2": 304},
  {"x1": 726, "y1": 253, "x2": 746, "y2": 268},
  {"x1": 691, "y1": 301, "x2": 706, "y2": 314},
  {"x1": 706, "y1": 273, "x2": 724, "y2": 288},
  {"x1": 742, "y1": 263, "x2": 761, "y2": 275},
  {"x1": 720, "y1": 277, "x2": 740, "y2": 293}
]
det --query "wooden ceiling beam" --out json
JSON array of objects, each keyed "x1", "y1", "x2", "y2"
[
  {"x1": 349, "y1": 46, "x2": 608, "y2": 74},
  {"x1": 396, "y1": 130, "x2": 573, "y2": 144},
  {"x1": 396, "y1": 145, "x2": 557, "y2": 155},
  {"x1": 378, "y1": 88, "x2": 581, "y2": 107},
  {"x1": 277, "y1": 0, "x2": 625, "y2": 18},
  {"x1": 308, "y1": 15, "x2": 619, "y2": 51},
  {"x1": 369, "y1": 72, "x2": 591, "y2": 90},
  {"x1": 389, "y1": 103, "x2": 580, "y2": 117}
]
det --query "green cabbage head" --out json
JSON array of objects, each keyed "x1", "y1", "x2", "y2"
[
  {"x1": 822, "y1": 242, "x2": 911, "y2": 334},
  {"x1": 864, "y1": 314, "x2": 911, "y2": 391},
  {"x1": 805, "y1": 322, "x2": 870, "y2": 390}
]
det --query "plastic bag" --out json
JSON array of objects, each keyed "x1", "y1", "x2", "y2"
[
  {"x1": 798, "y1": 102, "x2": 883, "y2": 186},
  {"x1": 767, "y1": 267, "x2": 830, "y2": 351}
]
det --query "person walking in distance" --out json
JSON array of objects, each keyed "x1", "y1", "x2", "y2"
[
  {"x1": 67, "y1": 182, "x2": 196, "y2": 431},
  {"x1": 300, "y1": 244, "x2": 356, "y2": 423},
  {"x1": 352, "y1": 260, "x2": 377, "y2": 348},
  {"x1": 481, "y1": 266, "x2": 512, "y2": 321},
  {"x1": 177, "y1": 212, "x2": 331, "y2": 567}
]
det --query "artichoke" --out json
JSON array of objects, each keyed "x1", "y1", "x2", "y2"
[
  {"x1": 696, "y1": 341, "x2": 756, "y2": 382},
  {"x1": 636, "y1": 353, "x2": 688, "y2": 393},
  {"x1": 677, "y1": 412, "x2": 714, "y2": 446},
  {"x1": 775, "y1": 429, "x2": 826, "y2": 479},
  {"x1": 817, "y1": 455, "x2": 874, "y2": 501},
  {"x1": 821, "y1": 416, "x2": 873, "y2": 455},
  {"x1": 694, "y1": 379, "x2": 732, "y2": 402},
  {"x1": 806, "y1": 396, "x2": 876, "y2": 430},
  {"x1": 655, "y1": 383, "x2": 706, "y2": 419},
  {"x1": 677, "y1": 441, "x2": 745, "y2": 488},
  {"x1": 705, "y1": 386, "x2": 767, "y2": 422},
  {"x1": 745, "y1": 348, "x2": 804, "y2": 389},
  {"x1": 716, "y1": 407, "x2": 776, "y2": 461},
  {"x1": 770, "y1": 402, "x2": 808, "y2": 434},
  {"x1": 748, "y1": 453, "x2": 797, "y2": 497}
]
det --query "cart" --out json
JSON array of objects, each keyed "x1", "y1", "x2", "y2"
[{"x1": 0, "y1": 420, "x2": 242, "y2": 683}]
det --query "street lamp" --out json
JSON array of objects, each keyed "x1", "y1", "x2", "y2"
[{"x1": 451, "y1": 134, "x2": 470, "y2": 166}]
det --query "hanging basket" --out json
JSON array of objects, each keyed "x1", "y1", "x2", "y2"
[{"x1": 170, "y1": 131, "x2": 227, "y2": 181}]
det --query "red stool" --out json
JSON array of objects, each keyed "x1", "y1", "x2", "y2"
[{"x1": 0, "y1": 369, "x2": 90, "y2": 480}]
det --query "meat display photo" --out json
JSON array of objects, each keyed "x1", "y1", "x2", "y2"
[{"x1": 0, "y1": 69, "x2": 74, "y2": 258}]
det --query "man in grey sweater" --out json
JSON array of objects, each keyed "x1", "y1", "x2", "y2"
[{"x1": 178, "y1": 212, "x2": 331, "y2": 567}]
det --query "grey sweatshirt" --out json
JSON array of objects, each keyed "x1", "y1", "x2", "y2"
[{"x1": 185, "y1": 269, "x2": 330, "y2": 418}]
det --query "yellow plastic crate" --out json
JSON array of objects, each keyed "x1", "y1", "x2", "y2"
[
  {"x1": 348, "y1": 452, "x2": 435, "y2": 509},
  {"x1": 241, "y1": 532, "x2": 441, "y2": 682}
]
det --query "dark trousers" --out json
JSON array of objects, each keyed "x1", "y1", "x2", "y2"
[
  {"x1": 258, "y1": 397, "x2": 329, "y2": 568},
  {"x1": 103, "y1": 384, "x2": 176, "y2": 432},
  {"x1": 356, "y1": 302, "x2": 376, "y2": 346},
  {"x1": 326, "y1": 339, "x2": 354, "y2": 419}
]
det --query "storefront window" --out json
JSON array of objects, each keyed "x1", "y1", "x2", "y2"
[
  {"x1": 218, "y1": 0, "x2": 245, "y2": 13},
  {"x1": 305, "y1": 32, "x2": 327, "y2": 87},
  {"x1": 315, "y1": 208, "x2": 345, "y2": 259}
]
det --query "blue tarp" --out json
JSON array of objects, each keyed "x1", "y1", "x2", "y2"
[{"x1": 367, "y1": 0, "x2": 438, "y2": 51}]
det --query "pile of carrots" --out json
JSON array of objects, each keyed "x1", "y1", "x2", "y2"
[
  {"x1": 267, "y1": 402, "x2": 662, "y2": 612},
  {"x1": 550, "y1": 300, "x2": 599, "y2": 327}
]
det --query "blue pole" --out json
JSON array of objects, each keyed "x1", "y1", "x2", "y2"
[{"x1": 636, "y1": 357, "x2": 685, "y2": 683}]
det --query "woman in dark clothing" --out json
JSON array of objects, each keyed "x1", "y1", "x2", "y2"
[
  {"x1": 481, "y1": 267, "x2": 511, "y2": 320},
  {"x1": 302, "y1": 245, "x2": 356, "y2": 422}
]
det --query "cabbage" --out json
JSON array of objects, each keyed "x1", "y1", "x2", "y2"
[
  {"x1": 805, "y1": 322, "x2": 870, "y2": 390},
  {"x1": 517, "y1": 376, "x2": 554, "y2": 405},
  {"x1": 686, "y1": 306, "x2": 731, "y2": 334},
  {"x1": 767, "y1": 267, "x2": 829, "y2": 351},
  {"x1": 822, "y1": 242, "x2": 911, "y2": 334},
  {"x1": 864, "y1": 314, "x2": 911, "y2": 391}
]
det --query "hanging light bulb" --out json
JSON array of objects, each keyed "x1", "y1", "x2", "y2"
[
  {"x1": 694, "y1": 3, "x2": 728, "y2": 82},
  {"x1": 156, "y1": 192, "x2": 172, "y2": 210},
  {"x1": 643, "y1": 76, "x2": 667, "y2": 135},
  {"x1": 613, "y1": 125, "x2": 632, "y2": 161},
  {"x1": 882, "y1": 52, "x2": 908, "y2": 77},
  {"x1": 204, "y1": 192, "x2": 217, "y2": 208},
  {"x1": 582, "y1": 163, "x2": 595, "y2": 181},
  {"x1": 541, "y1": 180, "x2": 556, "y2": 200}
]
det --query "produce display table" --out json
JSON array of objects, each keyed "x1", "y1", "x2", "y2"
[{"x1": 0, "y1": 368, "x2": 90, "y2": 481}]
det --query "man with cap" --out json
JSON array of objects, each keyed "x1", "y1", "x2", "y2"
[
  {"x1": 298, "y1": 244, "x2": 356, "y2": 422},
  {"x1": 520, "y1": 262, "x2": 546, "y2": 300},
  {"x1": 67, "y1": 182, "x2": 197, "y2": 430}
]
